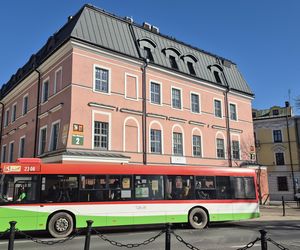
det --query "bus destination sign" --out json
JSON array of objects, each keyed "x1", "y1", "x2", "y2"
[{"x1": 3, "y1": 165, "x2": 41, "y2": 173}]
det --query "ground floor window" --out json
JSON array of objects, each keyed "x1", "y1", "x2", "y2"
[{"x1": 277, "y1": 176, "x2": 288, "y2": 191}]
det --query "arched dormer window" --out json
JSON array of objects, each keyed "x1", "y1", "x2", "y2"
[
  {"x1": 181, "y1": 54, "x2": 198, "y2": 75},
  {"x1": 162, "y1": 47, "x2": 181, "y2": 70},
  {"x1": 207, "y1": 64, "x2": 223, "y2": 84},
  {"x1": 138, "y1": 38, "x2": 157, "y2": 62}
]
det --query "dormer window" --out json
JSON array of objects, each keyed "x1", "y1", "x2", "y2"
[
  {"x1": 213, "y1": 71, "x2": 222, "y2": 84},
  {"x1": 187, "y1": 61, "x2": 196, "y2": 75},
  {"x1": 272, "y1": 109, "x2": 279, "y2": 116},
  {"x1": 144, "y1": 47, "x2": 154, "y2": 62},
  {"x1": 169, "y1": 55, "x2": 178, "y2": 70}
]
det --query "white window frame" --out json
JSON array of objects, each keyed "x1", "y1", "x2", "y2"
[
  {"x1": 9, "y1": 141, "x2": 14, "y2": 163},
  {"x1": 274, "y1": 152, "x2": 285, "y2": 166},
  {"x1": 214, "y1": 98, "x2": 223, "y2": 119},
  {"x1": 171, "y1": 124, "x2": 185, "y2": 156},
  {"x1": 190, "y1": 91, "x2": 201, "y2": 114},
  {"x1": 171, "y1": 86, "x2": 183, "y2": 110},
  {"x1": 39, "y1": 125, "x2": 47, "y2": 155},
  {"x1": 1, "y1": 144, "x2": 7, "y2": 162},
  {"x1": 191, "y1": 128, "x2": 203, "y2": 157},
  {"x1": 49, "y1": 120, "x2": 60, "y2": 151},
  {"x1": 229, "y1": 102, "x2": 238, "y2": 121},
  {"x1": 93, "y1": 64, "x2": 111, "y2": 95},
  {"x1": 216, "y1": 132, "x2": 226, "y2": 159},
  {"x1": 54, "y1": 67, "x2": 62, "y2": 94},
  {"x1": 149, "y1": 120, "x2": 164, "y2": 154},
  {"x1": 42, "y1": 77, "x2": 50, "y2": 103},
  {"x1": 11, "y1": 102, "x2": 17, "y2": 123},
  {"x1": 4, "y1": 108, "x2": 9, "y2": 127},
  {"x1": 231, "y1": 135, "x2": 241, "y2": 160},
  {"x1": 92, "y1": 110, "x2": 112, "y2": 150},
  {"x1": 22, "y1": 94, "x2": 29, "y2": 116},
  {"x1": 149, "y1": 80, "x2": 163, "y2": 106},
  {"x1": 19, "y1": 135, "x2": 26, "y2": 158}
]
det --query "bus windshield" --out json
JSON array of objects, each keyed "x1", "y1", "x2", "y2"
[{"x1": 0, "y1": 175, "x2": 39, "y2": 204}]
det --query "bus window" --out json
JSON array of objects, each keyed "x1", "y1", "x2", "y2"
[
  {"x1": 195, "y1": 176, "x2": 216, "y2": 199},
  {"x1": 165, "y1": 176, "x2": 193, "y2": 200},
  {"x1": 135, "y1": 175, "x2": 164, "y2": 200},
  {"x1": 109, "y1": 175, "x2": 132, "y2": 201},
  {"x1": 216, "y1": 176, "x2": 232, "y2": 199},
  {"x1": 79, "y1": 175, "x2": 108, "y2": 202},
  {"x1": 232, "y1": 177, "x2": 256, "y2": 199},
  {"x1": 0, "y1": 175, "x2": 38, "y2": 203},
  {"x1": 41, "y1": 175, "x2": 79, "y2": 203}
]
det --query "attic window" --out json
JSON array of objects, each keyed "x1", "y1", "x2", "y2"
[
  {"x1": 169, "y1": 55, "x2": 178, "y2": 70},
  {"x1": 213, "y1": 71, "x2": 222, "y2": 84},
  {"x1": 272, "y1": 109, "x2": 279, "y2": 116},
  {"x1": 144, "y1": 47, "x2": 154, "y2": 62},
  {"x1": 187, "y1": 61, "x2": 196, "y2": 75}
]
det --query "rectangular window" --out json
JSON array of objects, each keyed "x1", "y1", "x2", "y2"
[
  {"x1": 9, "y1": 142, "x2": 14, "y2": 162},
  {"x1": 23, "y1": 95, "x2": 28, "y2": 115},
  {"x1": 192, "y1": 135, "x2": 202, "y2": 157},
  {"x1": 144, "y1": 47, "x2": 154, "y2": 62},
  {"x1": 187, "y1": 61, "x2": 196, "y2": 75},
  {"x1": 150, "y1": 129, "x2": 161, "y2": 154},
  {"x1": 108, "y1": 175, "x2": 132, "y2": 201},
  {"x1": 191, "y1": 93, "x2": 200, "y2": 113},
  {"x1": 12, "y1": 103, "x2": 17, "y2": 122},
  {"x1": 172, "y1": 88, "x2": 181, "y2": 109},
  {"x1": 19, "y1": 137, "x2": 25, "y2": 158},
  {"x1": 273, "y1": 130, "x2": 282, "y2": 143},
  {"x1": 4, "y1": 109, "x2": 9, "y2": 127},
  {"x1": 79, "y1": 175, "x2": 108, "y2": 202},
  {"x1": 54, "y1": 68, "x2": 62, "y2": 94},
  {"x1": 232, "y1": 140, "x2": 240, "y2": 160},
  {"x1": 214, "y1": 99, "x2": 222, "y2": 118},
  {"x1": 169, "y1": 55, "x2": 178, "y2": 70},
  {"x1": 195, "y1": 176, "x2": 216, "y2": 199},
  {"x1": 217, "y1": 138, "x2": 225, "y2": 158},
  {"x1": 42, "y1": 80, "x2": 49, "y2": 103},
  {"x1": 275, "y1": 152, "x2": 285, "y2": 165},
  {"x1": 233, "y1": 177, "x2": 256, "y2": 199},
  {"x1": 277, "y1": 176, "x2": 288, "y2": 191},
  {"x1": 150, "y1": 82, "x2": 161, "y2": 104},
  {"x1": 214, "y1": 71, "x2": 222, "y2": 83},
  {"x1": 50, "y1": 122, "x2": 60, "y2": 151},
  {"x1": 39, "y1": 127, "x2": 47, "y2": 155},
  {"x1": 229, "y1": 103, "x2": 237, "y2": 120},
  {"x1": 94, "y1": 67, "x2": 109, "y2": 93},
  {"x1": 166, "y1": 175, "x2": 193, "y2": 200},
  {"x1": 135, "y1": 175, "x2": 164, "y2": 200},
  {"x1": 1, "y1": 145, "x2": 6, "y2": 162},
  {"x1": 94, "y1": 121, "x2": 109, "y2": 150},
  {"x1": 173, "y1": 132, "x2": 183, "y2": 156}
]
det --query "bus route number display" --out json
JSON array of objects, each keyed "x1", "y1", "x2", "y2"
[{"x1": 3, "y1": 165, "x2": 41, "y2": 173}]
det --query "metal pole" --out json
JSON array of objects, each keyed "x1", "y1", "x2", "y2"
[
  {"x1": 84, "y1": 220, "x2": 93, "y2": 250},
  {"x1": 8, "y1": 221, "x2": 17, "y2": 250},
  {"x1": 259, "y1": 229, "x2": 268, "y2": 250},
  {"x1": 165, "y1": 223, "x2": 171, "y2": 250},
  {"x1": 282, "y1": 196, "x2": 285, "y2": 216}
]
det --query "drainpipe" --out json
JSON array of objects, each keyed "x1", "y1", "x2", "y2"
[
  {"x1": 141, "y1": 59, "x2": 149, "y2": 165},
  {"x1": 285, "y1": 103, "x2": 296, "y2": 197},
  {"x1": 0, "y1": 102, "x2": 5, "y2": 160},
  {"x1": 33, "y1": 68, "x2": 41, "y2": 157}
]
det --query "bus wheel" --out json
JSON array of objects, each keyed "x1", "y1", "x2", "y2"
[
  {"x1": 189, "y1": 207, "x2": 208, "y2": 229},
  {"x1": 48, "y1": 212, "x2": 74, "y2": 238}
]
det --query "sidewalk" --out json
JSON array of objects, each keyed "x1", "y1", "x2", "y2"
[{"x1": 257, "y1": 203, "x2": 300, "y2": 221}]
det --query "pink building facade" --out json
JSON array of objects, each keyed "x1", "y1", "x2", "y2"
[{"x1": 0, "y1": 5, "x2": 255, "y2": 167}]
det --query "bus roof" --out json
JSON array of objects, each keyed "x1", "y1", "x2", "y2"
[{"x1": 0, "y1": 162, "x2": 256, "y2": 177}]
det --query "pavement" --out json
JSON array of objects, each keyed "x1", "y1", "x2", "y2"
[{"x1": 256, "y1": 202, "x2": 300, "y2": 221}]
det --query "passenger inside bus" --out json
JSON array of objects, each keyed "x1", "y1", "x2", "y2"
[{"x1": 17, "y1": 185, "x2": 27, "y2": 202}]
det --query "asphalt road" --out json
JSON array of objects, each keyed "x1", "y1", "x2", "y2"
[{"x1": 1, "y1": 206, "x2": 300, "y2": 250}]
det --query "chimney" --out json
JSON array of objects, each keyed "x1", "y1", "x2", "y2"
[
  {"x1": 151, "y1": 26, "x2": 159, "y2": 34},
  {"x1": 125, "y1": 16, "x2": 133, "y2": 23},
  {"x1": 143, "y1": 22, "x2": 151, "y2": 30}
]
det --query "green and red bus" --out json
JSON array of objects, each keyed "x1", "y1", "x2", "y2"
[{"x1": 0, "y1": 158, "x2": 259, "y2": 238}]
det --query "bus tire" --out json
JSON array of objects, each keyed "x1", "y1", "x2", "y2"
[
  {"x1": 188, "y1": 207, "x2": 208, "y2": 229},
  {"x1": 48, "y1": 212, "x2": 74, "y2": 238}
]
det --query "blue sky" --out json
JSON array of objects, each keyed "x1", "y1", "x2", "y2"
[{"x1": 1, "y1": 1, "x2": 299, "y2": 113}]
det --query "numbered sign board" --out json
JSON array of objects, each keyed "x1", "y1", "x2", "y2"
[{"x1": 72, "y1": 134, "x2": 84, "y2": 145}]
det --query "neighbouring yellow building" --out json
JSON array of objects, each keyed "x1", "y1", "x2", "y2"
[{"x1": 253, "y1": 102, "x2": 300, "y2": 201}]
